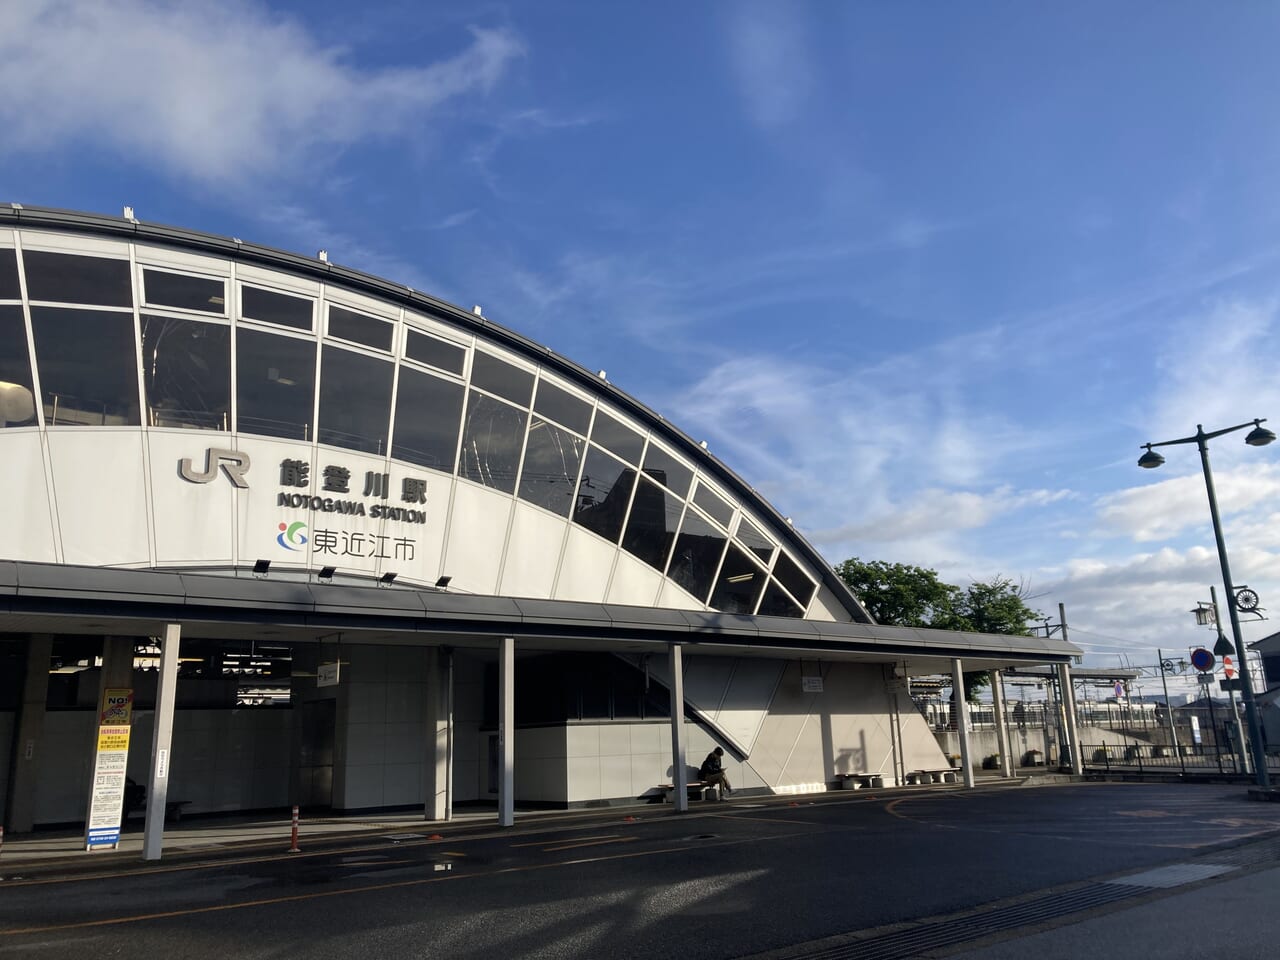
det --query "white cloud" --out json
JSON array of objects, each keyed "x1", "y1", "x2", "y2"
[
  {"x1": 1095, "y1": 462, "x2": 1280, "y2": 542},
  {"x1": 724, "y1": 2, "x2": 815, "y2": 131},
  {"x1": 0, "y1": 1, "x2": 523, "y2": 185}
]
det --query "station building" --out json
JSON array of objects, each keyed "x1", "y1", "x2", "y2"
[{"x1": 0, "y1": 205, "x2": 1080, "y2": 836}]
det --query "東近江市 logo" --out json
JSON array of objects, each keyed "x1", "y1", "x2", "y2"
[{"x1": 277, "y1": 521, "x2": 309, "y2": 551}]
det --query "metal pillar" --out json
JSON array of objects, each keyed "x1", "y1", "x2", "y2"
[
  {"x1": 1195, "y1": 431, "x2": 1270, "y2": 787},
  {"x1": 1058, "y1": 662, "x2": 1083, "y2": 775},
  {"x1": 143, "y1": 624, "x2": 180, "y2": 861},
  {"x1": 669, "y1": 644, "x2": 688, "y2": 813},
  {"x1": 990, "y1": 669, "x2": 1014, "y2": 778},
  {"x1": 1211, "y1": 587, "x2": 1251, "y2": 775},
  {"x1": 498, "y1": 637, "x2": 514, "y2": 827},
  {"x1": 951, "y1": 659, "x2": 975, "y2": 788},
  {"x1": 5, "y1": 635, "x2": 53, "y2": 833}
]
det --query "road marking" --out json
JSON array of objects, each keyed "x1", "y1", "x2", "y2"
[
  {"x1": 510, "y1": 834, "x2": 619, "y2": 848},
  {"x1": 541, "y1": 837, "x2": 638, "y2": 853}
]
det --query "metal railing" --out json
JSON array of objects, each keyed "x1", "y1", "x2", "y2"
[{"x1": 1081, "y1": 742, "x2": 1280, "y2": 778}]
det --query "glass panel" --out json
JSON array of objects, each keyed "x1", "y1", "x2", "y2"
[
  {"x1": 405, "y1": 329, "x2": 465, "y2": 376},
  {"x1": 0, "y1": 249, "x2": 20, "y2": 300},
  {"x1": 709, "y1": 543, "x2": 766, "y2": 614},
  {"x1": 143, "y1": 269, "x2": 225, "y2": 315},
  {"x1": 459, "y1": 390, "x2": 527, "y2": 493},
  {"x1": 573, "y1": 446, "x2": 635, "y2": 543},
  {"x1": 241, "y1": 285, "x2": 312, "y2": 331},
  {"x1": 317, "y1": 345, "x2": 393, "y2": 454},
  {"x1": 23, "y1": 251, "x2": 132, "y2": 307},
  {"x1": 140, "y1": 315, "x2": 230, "y2": 430},
  {"x1": 236, "y1": 328, "x2": 316, "y2": 440},
  {"x1": 533, "y1": 379, "x2": 591, "y2": 435},
  {"x1": 30, "y1": 307, "x2": 139, "y2": 425},
  {"x1": 692, "y1": 481, "x2": 733, "y2": 528},
  {"x1": 590, "y1": 410, "x2": 644, "y2": 464},
  {"x1": 392, "y1": 366, "x2": 464, "y2": 472},
  {"x1": 328, "y1": 305, "x2": 393, "y2": 352},
  {"x1": 757, "y1": 581, "x2": 803, "y2": 618},
  {"x1": 642, "y1": 444, "x2": 692, "y2": 498},
  {"x1": 667, "y1": 509, "x2": 727, "y2": 603},
  {"x1": 621, "y1": 476, "x2": 682, "y2": 571},
  {"x1": 772, "y1": 551, "x2": 816, "y2": 609},
  {"x1": 0, "y1": 305, "x2": 36, "y2": 427},
  {"x1": 518, "y1": 417, "x2": 584, "y2": 515},
  {"x1": 470, "y1": 351, "x2": 534, "y2": 407},
  {"x1": 736, "y1": 516, "x2": 775, "y2": 566}
]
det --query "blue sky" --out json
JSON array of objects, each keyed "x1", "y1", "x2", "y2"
[{"x1": 4, "y1": 1, "x2": 1280, "y2": 697}]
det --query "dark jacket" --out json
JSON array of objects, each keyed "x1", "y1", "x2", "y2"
[{"x1": 699, "y1": 751, "x2": 723, "y2": 779}]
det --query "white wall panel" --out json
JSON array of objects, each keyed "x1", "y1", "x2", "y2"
[
  {"x1": 498, "y1": 502, "x2": 564, "y2": 598},
  {"x1": 808, "y1": 585, "x2": 854, "y2": 622},
  {"x1": 714, "y1": 660, "x2": 785, "y2": 754},
  {"x1": 47, "y1": 430, "x2": 151, "y2": 565},
  {"x1": 148, "y1": 430, "x2": 236, "y2": 565},
  {"x1": 134, "y1": 244, "x2": 232, "y2": 277},
  {"x1": 0, "y1": 432, "x2": 56, "y2": 562},
  {"x1": 442, "y1": 481, "x2": 512, "y2": 595},
  {"x1": 657, "y1": 577, "x2": 706, "y2": 611},
  {"x1": 553, "y1": 526, "x2": 615, "y2": 602},
  {"x1": 605, "y1": 551, "x2": 663, "y2": 606}
]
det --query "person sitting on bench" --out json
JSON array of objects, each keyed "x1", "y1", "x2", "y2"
[{"x1": 699, "y1": 747, "x2": 732, "y2": 797}]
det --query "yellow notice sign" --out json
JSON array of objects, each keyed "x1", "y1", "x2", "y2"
[
  {"x1": 101, "y1": 689, "x2": 134, "y2": 725},
  {"x1": 97, "y1": 726, "x2": 131, "y2": 753}
]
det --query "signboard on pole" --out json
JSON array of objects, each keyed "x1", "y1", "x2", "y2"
[{"x1": 84, "y1": 688, "x2": 132, "y2": 851}]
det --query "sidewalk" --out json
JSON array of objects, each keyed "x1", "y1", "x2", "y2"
[
  {"x1": 0, "y1": 775, "x2": 1036, "y2": 876},
  {"x1": 0, "y1": 804, "x2": 610, "y2": 875}
]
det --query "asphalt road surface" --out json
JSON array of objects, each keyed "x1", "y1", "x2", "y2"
[{"x1": 2, "y1": 783, "x2": 1278, "y2": 960}]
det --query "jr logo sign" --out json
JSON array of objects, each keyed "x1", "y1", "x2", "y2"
[{"x1": 179, "y1": 448, "x2": 251, "y2": 489}]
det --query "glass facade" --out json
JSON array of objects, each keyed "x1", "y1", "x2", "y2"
[
  {"x1": 0, "y1": 228, "x2": 833, "y2": 618},
  {"x1": 518, "y1": 417, "x2": 584, "y2": 515},
  {"x1": 459, "y1": 390, "x2": 527, "y2": 494},
  {"x1": 0, "y1": 305, "x2": 36, "y2": 427},
  {"x1": 31, "y1": 307, "x2": 140, "y2": 426},
  {"x1": 143, "y1": 269, "x2": 225, "y2": 315},
  {"x1": 0, "y1": 249, "x2": 21, "y2": 300},
  {"x1": 141, "y1": 315, "x2": 230, "y2": 430}
]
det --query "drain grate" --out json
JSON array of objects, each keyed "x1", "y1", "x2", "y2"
[{"x1": 1107, "y1": 863, "x2": 1235, "y2": 888}]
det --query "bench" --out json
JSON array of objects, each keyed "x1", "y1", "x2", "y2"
[
  {"x1": 163, "y1": 799, "x2": 192, "y2": 823},
  {"x1": 659, "y1": 781, "x2": 722, "y2": 802},
  {"x1": 837, "y1": 774, "x2": 884, "y2": 790},
  {"x1": 905, "y1": 769, "x2": 958, "y2": 785}
]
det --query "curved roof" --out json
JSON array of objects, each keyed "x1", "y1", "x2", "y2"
[{"x1": 0, "y1": 203, "x2": 871, "y2": 623}]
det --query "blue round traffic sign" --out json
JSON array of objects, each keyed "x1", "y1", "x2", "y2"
[{"x1": 1190, "y1": 648, "x2": 1215, "y2": 672}]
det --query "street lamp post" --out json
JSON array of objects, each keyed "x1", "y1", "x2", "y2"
[{"x1": 1139, "y1": 418, "x2": 1275, "y2": 789}]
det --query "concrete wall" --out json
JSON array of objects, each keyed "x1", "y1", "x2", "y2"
[
  {"x1": 31, "y1": 708, "x2": 291, "y2": 825},
  {"x1": 331, "y1": 645, "x2": 432, "y2": 811}
]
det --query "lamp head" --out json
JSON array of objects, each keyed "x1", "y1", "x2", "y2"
[
  {"x1": 1138, "y1": 444, "x2": 1165, "y2": 469},
  {"x1": 1245, "y1": 419, "x2": 1275, "y2": 447}
]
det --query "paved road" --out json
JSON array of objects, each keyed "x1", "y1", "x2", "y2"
[{"x1": 1, "y1": 783, "x2": 1277, "y2": 959}]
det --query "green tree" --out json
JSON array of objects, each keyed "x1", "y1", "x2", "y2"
[
  {"x1": 833, "y1": 558, "x2": 963, "y2": 627},
  {"x1": 836, "y1": 559, "x2": 1041, "y2": 701}
]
